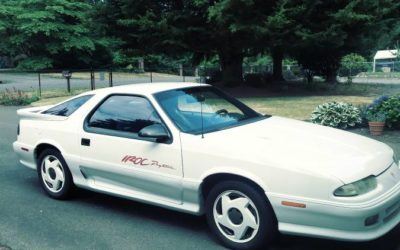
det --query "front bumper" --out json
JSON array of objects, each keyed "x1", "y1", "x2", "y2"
[{"x1": 267, "y1": 163, "x2": 400, "y2": 241}]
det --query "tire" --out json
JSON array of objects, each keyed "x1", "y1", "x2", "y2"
[
  {"x1": 37, "y1": 148, "x2": 74, "y2": 199},
  {"x1": 205, "y1": 180, "x2": 277, "y2": 250}
]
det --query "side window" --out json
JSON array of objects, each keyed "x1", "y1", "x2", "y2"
[
  {"x1": 42, "y1": 95, "x2": 93, "y2": 117},
  {"x1": 87, "y1": 95, "x2": 162, "y2": 134}
]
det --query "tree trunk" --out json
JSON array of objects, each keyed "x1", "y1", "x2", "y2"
[
  {"x1": 272, "y1": 47, "x2": 284, "y2": 81},
  {"x1": 218, "y1": 47, "x2": 243, "y2": 87},
  {"x1": 325, "y1": 72, "x2": 337, "y2": 84},
  {"x1": 321, "y1": 57, "x2": 339, "y2": 84}
]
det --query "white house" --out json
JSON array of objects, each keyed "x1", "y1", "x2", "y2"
[{"x1": 373, "y1": 49, "x2": 398, "y2": 72}]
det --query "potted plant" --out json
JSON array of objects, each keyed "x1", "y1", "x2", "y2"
[{"x1": 366, "y1": 112, "x2": 386, "y2": 135}]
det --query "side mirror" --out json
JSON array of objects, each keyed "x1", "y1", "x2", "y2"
[{"x1": 138, "y1": 124, "x2": 170, "y2": 142}]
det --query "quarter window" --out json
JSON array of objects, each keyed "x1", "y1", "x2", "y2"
[
  {"x1": 87, "y1": 95, "x2": 162, "y2": 134},
  {"x1": 42, "y1": 95, "x2": 93, "y2": 117}
]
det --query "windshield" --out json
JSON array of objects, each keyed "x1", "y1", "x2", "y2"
[{"x1": 154, "y1": 86, "x2": 264, "y2": 134}]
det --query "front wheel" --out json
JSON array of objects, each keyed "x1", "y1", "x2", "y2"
[
  {"x1": 37, "y1": 149, "x2": 74, "y2": 199},
  {"x1": 205, "y1": 180, "x2": 277, "y2": 250}
]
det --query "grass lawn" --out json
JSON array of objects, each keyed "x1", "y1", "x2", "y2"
[{"x1": 241, "y1": 96, "x2": 372, "y2": 120}]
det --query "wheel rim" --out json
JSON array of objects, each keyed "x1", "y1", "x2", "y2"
[
  {"x1": 41, "y1": 155, "x2": 65, "y2": 193},
  {"x1": 213, "y1": 190, "x2": 260, "y2": 243}
]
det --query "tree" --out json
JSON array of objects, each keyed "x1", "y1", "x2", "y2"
[
  {"x1": 0, "y1": 0, "x2": 21, "y2": 66},
  {"x1": 261, "y1": 0, "x2": 304, "y2": 81},
  {"x1": 100, "y1": 0, "x2": 277, "y2": 86},
  {"x1": 292, "y1": 0, "x2": 400, "y2": 83},
  {"x1": 0, "y1": 0, "x2": 108, "y2": 70}
]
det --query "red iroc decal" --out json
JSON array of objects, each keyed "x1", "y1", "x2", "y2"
[{"x1": 121, "y1": 155, "x2": 175, "y2": 170}]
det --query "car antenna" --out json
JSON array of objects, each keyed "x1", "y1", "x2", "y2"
[{"x1": 199, "y1": 94, "x2": 205, "y2": 139}]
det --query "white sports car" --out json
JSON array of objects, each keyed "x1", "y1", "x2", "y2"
[{"x1": 13, "y1": 83, "x2": 400, "y2": 249}]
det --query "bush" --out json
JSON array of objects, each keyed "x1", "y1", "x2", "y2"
[
  {"x1": 0, "y1": 88, "x2": 40, "y2": 105},
  {"x1": 311, "y1": 102, "x2": 362, "y2": 129},
  {"x1": 338, "y1": 53, "x2": 369, "y2": 83},
  {"x1": 367, "y1": 95, "x2": 400, "y2": 128}
]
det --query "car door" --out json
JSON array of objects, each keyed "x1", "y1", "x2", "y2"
[{"x1": 79, "y1": 94, "x2": 183, "y2": 204}]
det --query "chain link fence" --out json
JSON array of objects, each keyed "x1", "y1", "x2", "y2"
[
  {"x1": 0, "y1": 67, "x2": 203, "y2": 95},
  {"x1": 1, "y1": 61, "x2": 400, "y2": 95}
]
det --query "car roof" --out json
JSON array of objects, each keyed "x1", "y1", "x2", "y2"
[{"x1": 85, "y1": 82, "x2": 208, "y2": 96}]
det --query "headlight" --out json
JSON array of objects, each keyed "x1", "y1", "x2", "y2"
[{"x1": 334, "y1": 176, "x2": 377, "y2": 197}]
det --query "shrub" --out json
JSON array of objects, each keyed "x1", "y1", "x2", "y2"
[
  {"x1": 311, "y1": 101, "x2": 362, "y2": 129},
  {"x1": 366, "y1": 112, "x2": 386, "y2": 122},
  {"x1": 0, "y1": 88, "x2": 40, "y2": 106},
  {"x1": 338, "y1": 53, "x2": 369, "y2": 83},
  {"x1": 367, "y1": 95, "x2": 400, "y2": 128}
]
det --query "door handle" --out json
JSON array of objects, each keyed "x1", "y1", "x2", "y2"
[{"x1": 81, "y1": 138, "x2": 90, "y2": 146}]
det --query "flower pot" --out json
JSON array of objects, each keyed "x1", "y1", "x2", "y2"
[{"x1": 368, "y1": 122, "x2": 385, "y2": 136}]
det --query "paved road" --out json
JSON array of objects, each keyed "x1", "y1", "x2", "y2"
[{"x1": 0, "y1": 106, "x2": 399, "y2": 250}]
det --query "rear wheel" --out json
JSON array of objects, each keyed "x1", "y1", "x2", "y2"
[
  {"x1": 205, "y1": 180, "x2": 276, "y2": 250},
  {"x1": 37, "y1": 149, "x2": 74, "y2": 199}
]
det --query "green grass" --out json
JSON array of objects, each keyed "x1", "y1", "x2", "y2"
[{"x1": 240, "y1": 96, "x2": 373, "y2": 120}]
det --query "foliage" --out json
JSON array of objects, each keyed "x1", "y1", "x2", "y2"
[
  {"x1": 311, "y1": 102, "x2": 362, "y2": 129},
  {"x1": 339, "y1": 54, "x2": 368, "y2": 74},
  {"x1": 366, "y1": 112, "x2": 386, "y2": 122},
  {"x1": 1, "y1": 0, "x2": 400, "y2": 83},
  {"x1": 0, "y1": 88, "x2": 40, "y2": 105},
  {"x1": 338, "y1": 53, "x2": 369, "y2": 83},
  {"x1": 292, "y1": 0, "x2": 400, "y2": 83},
  {"x1": 244, "y1": 54, "x2": 272, "y2": 66},
  {"x1": 0, "y1": 0, "x2": 110, "y2": 70},
  {"x1": 367, "y1": 95, "x2": 400, "y2": 128}
]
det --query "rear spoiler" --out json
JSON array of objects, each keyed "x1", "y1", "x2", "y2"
[{"x1": 17, "y1": 106, "x2": 68, "y2": 121}]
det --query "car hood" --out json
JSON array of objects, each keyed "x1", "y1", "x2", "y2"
[{"x1": 208, "y1": 116, "x2": 393, "y2": 184}]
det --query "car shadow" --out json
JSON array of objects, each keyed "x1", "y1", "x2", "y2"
[
  {"x1": 20, "y1": 176, "x2": 400, "y2": 250},
  {"x1": 271, "y1": 226, "x2": 400, "y2": 250},
  {"x1": 73, "y1": 188, "x2": 399, "y2": 250}
]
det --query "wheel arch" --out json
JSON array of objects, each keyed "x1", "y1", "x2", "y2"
[
  {"x1": 34, "y1": 141, "x2": 64, "y2": 165},
  {"x1": 201, "y1": 173, "x2": 267, "y2": 200},
  {"x1": 199, "y1": 166, "x2": 270, "y2": 197}
]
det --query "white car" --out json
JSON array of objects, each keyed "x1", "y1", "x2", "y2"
[{"x1": 13, "y1": 83, "x2": 400, "y2": 249}]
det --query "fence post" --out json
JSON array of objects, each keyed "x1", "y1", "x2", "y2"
[
  {"x1": 138, "y1": 58, "x2": 144, "y2": 73},
  {"x1": 179, "y1": 64, "x2": 183, "y2": 76},
  {"x1": 67, "y1": 78, "x2": 71, "y2": 93},
  {"x1": 109, "y1": 68, "x2": 113, "y2": 87},
  {"x1": 90, "y1": 69, "x2": 95, "y2": 90},
  {"x1": 183, "y1": 67, "x2": 185, "y2": 82},
  {"x1": 150, "y1": 71, "x2": 153, "y2": 83},
  {"x1": 37, "y1": 72, "x2": 41, "y2": 97}
]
